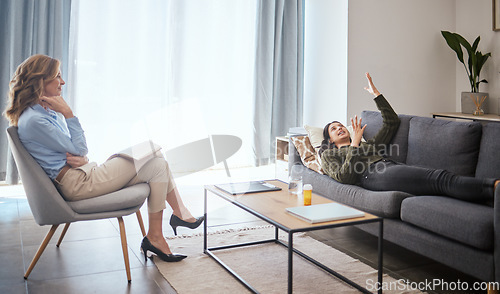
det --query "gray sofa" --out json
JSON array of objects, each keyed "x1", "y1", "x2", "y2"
[{"x1": 289, "y1": 111, "x2": 500, "y2": 283}]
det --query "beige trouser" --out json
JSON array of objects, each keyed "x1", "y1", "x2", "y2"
[{"x1": 55, "y1": 154, "x2": 175, "y2": 213}]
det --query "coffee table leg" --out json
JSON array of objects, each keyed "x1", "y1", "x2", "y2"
[
  {"x1": 204, "y1": 189, "x2": 208, "y2": 253},
  {"x1": 288, "y1": 233, "x2": 293, "y2": 294}
]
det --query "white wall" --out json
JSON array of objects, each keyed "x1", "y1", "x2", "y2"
[
  {"x1": 304, "y1": 0, "x2": 500, "y2": 124},
  {"x1": 347, "y1": 0, "x2": 457, "y2": 119},
  {"x1": 456, "y1": 0, "x2": 500, "y2": 114},
  {"x1": 303, "y1": 0, "x2": 348, "y2": 128}
]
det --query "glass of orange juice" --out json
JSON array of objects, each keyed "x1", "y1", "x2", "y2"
[{"x1": 303, "y1": 184, "x2": 312, "y2": 206}]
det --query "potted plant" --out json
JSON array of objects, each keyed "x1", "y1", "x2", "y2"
[{"x1": 441, "y1": 31, "x2": 491, "y2": 115}]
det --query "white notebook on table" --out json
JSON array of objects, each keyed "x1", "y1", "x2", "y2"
[{"x1": 286, "y1": 202, "x2": 365, "y2": 224}]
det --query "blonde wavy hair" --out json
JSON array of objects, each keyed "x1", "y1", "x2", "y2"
[{"x1": 3, "y1": 54, "x2": 61, "y2": 126}]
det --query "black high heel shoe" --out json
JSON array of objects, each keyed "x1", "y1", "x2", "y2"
[
  {"x1": 140, "y1": 237, "x2": 187, "y2": 262},
  {"x1": 169, "y1": 214, "x2": 205, "y2": 236}
]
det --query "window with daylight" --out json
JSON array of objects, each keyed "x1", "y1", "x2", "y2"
[{"x1": 67, "y1": 0, "x2": 258, "y2": 172}]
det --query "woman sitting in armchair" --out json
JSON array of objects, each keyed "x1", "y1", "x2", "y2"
[{"x1": 4, "y1": 54, "x2": 204, "y2": 262}]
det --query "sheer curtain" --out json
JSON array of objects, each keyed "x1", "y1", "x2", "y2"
[
  {"x1": 0, "y1": 0, "x2": 72, "y2": 184},
  {"x1": 68, "y1": 0, "x2": 258, "y2": 171}
]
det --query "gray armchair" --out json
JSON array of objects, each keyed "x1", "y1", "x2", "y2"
[{"x1": 6, "y1": 126, "x2": 151, "y2": 282}]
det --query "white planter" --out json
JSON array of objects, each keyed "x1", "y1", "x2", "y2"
[{"x1": 461, "y1": 92, "x2": 489, "y2": 114}]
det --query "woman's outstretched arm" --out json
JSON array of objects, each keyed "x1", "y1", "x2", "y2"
[
  {"x1": 364, "y1": 72, "x2": 381, "y2": 97},
  {"x1": 350, "y1": 73, "x2": 379, "y2": 147},
  {"x1": 363, "y1": 73, "x2": 400, "y2": 146}
]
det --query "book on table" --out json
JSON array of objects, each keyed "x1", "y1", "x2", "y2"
[
  {"x1": 215, "y1": 181, "x2": 282, "y2": 195},
  {"x1": 286, "y1": 202, "x2": 365, "y2": 223}
]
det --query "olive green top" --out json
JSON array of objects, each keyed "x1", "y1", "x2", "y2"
[{"x1": 320, "y1": 95, "x2": 400, "y2": 184}]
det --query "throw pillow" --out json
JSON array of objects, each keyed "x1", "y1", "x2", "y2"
[
  {"x1": 406, "y1": 117, "x2": 481, "y2": 176},
  {"x1": 304, "y1": 125, "x2": 323, "y2": 148},
  {"x1": 291, "y1": 136, "x2": 323, "y2": 174}
]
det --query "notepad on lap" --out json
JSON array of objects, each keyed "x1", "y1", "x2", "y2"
[
  {"x1": 286, "y1": 203, "x2": 365, "y2": 223},
  {"x1": 107, "y1": 140, "x2": 163, "y2": 172}
]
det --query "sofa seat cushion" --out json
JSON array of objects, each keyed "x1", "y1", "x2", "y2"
[
  {"x1": 401, "y1": 196, "x2": 493, "y2": 250},
  {"x1": 406, "y1": 117, "x2": 482, "y2": 176}
]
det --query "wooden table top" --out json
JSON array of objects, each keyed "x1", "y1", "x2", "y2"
[{"x1": 205, "y1": 180, "x2": 379, "y2": 231}]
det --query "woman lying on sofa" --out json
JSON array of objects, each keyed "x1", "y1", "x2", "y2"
[
  {"x1": 3, "y1": 54, "x2": 204, "y2": 262},
  {"x1": 319, "y1": 73, "x2": 499, "y2": 201}
]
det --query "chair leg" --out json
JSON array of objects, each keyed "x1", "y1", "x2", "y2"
[
  {"x1": 136, "y1": 210, "x2": 146, "y2": 237},
  {"x1": 24, "y1": 224, "x2": 59, "y2": 279},
  {"x1": 117, "y1": 217, "x2": 132, "y2": 282},
  {"x1": 56, "y1": 223, "x2": 71, "y2": 247}
]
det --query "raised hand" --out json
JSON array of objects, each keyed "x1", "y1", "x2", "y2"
[
  {"x1": 350, "y1": 115, "x2": 366, "y2": 147},
  {"x1": 40, "y1": 96, "x2": 74, "y2": 118},
  {"x1": 363, "y1": 72, "x2": 381, "y2": 97}
]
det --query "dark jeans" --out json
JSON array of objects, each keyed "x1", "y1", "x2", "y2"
[{"x1": 360, "y1": 159, "x2": 496, "y2": 201}]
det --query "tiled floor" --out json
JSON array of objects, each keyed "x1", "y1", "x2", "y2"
[{"x1": 0, "y1": 165, "x2": 486, "y2": 294}]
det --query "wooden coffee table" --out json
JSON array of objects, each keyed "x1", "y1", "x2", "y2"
[{"x1": 203, "y1": 180, "x2": 383, "y2": 294}]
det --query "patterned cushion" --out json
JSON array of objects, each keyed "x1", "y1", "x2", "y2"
[{"x1": 291, "y1": 136, "x2": 323, "y2": 174}]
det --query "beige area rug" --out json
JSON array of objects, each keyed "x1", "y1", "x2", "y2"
[{"x1": 153, "y1": 226, "x2": 423, "y2": 294}]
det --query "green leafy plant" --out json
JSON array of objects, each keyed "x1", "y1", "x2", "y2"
[{"x1": 441, "y1": 31, "x2": 491, "y2": 93}]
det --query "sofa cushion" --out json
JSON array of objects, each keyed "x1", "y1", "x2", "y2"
[
  {"x1": 401, "y1": 196, "x2": 493, "y2": 250},
  {"x1": 406, "y1": 117, "x2": 482, "y2": 176},
  {"x1": 361, "y1": 111, "x2": 412, "y2": 164},
  {"x1": 291, "y1": 136, "x2": 323, "y2": 174},
  {"x1": 476, "y1": 122, "x2": 500, "y2": 179}
]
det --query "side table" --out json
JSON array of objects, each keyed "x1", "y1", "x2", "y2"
[
  {"x1": 432, "y1": 112, "x2": 500, "y2": 123},
  {"x1": 275, "y1": 136, "x2": 289, "y2": 182}
]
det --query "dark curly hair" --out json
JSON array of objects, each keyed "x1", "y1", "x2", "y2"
[{"x1": 318, "y1": 121, "x2": 340, "y2": 157}]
